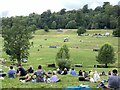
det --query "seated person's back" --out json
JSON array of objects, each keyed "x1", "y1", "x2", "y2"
[
  {"x1": 50, "y1": 71, "x2": 60, "y2": 82},
  {"x1": 27, "y1": 65, "x2": 34, "y2": 73},
  {"x1": 8, "y1": 65, "x2": 16, "y2": 78},
  {"x1": 108, "y1": 69, "x2": 120, "y2": 89},
  {"x1": 35, "y1": 70, "x2": 45, "y2": 82},
  {"x1": 34, "y1": 65, "x2": 47, "y2": 82},
  {"x1": 108, "y1": 75, "x2": 120, "y2": 89},
  {"x1": 61, "y1": 68, "x2": 67, "y2": 75},
  {"x1": 79, "y1": 70, "x2": 83, "y2": 76},
  {"x1": 69, "y1": 68, "x2": 77, "y2": 76}
]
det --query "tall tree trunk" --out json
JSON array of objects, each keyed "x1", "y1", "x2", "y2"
[
  {"x1": 17, "y1": 59, "x2": 21, "y2": 65},
  {"x1": 17, "y1": 52, "x2": 21, "y2": 65}
]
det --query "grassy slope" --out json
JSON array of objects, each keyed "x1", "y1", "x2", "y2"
[{"x1": 1, "y1": 29, "x2": 118, "y2": 88}]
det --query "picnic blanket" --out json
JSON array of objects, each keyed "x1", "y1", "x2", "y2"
[{"x1": 63, "y1": 85, "x2": 91, "y2": 90}]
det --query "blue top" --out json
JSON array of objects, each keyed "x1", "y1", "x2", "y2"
[
  {"x1": 8, "y1": 69, "x2": 16, "y2": 74},
  {"x1": 108, "y1": 75, "x2": 120, "y2": 89},
  {"x1": 69, "y1": 70, "x2": 77, "y2": 76}
]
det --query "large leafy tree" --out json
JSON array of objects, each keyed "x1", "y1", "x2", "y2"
[
  {"x1": 65, "y1": 20, "x2": 77, "y2": 29},
  {"x1": 2, "y1": 17, "x2": 33, "y2": 65},
  {"x1": 56, "y1": 44, "x2": 71, "y2": 70},
  {"x1": 51, "y1": 21, "x2": 57, "y2": 29},
  {"x1": 113, "y1": 13, "x2": 120, "y2": 37},
  {"x1": 96, "y1": 43, "x2": 115, "y2": 67}
]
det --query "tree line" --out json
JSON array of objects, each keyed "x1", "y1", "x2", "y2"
[{"x1": 2, "y1": 2, "x2": 120, "y2": 30}]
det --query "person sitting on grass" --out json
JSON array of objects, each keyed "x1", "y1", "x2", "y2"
[
  {"x1": 105, "y1": 69, "x2": 120, "y2": 89},
  {"x1": 26, "y1": 65, "x2": 34, "y2": 73},
  {"x1": 108, "y1": 71, "x2": 111, "y2": 76},
  {"x1": 100, "y1": 71, "x2": 106, "y2": 76},
  {"x1": 78, "y1": 70, "x2": 83, "y2": 76},
  {"x1": 8, "y1": 65, "x2": 16, "y2": 78},
  {"x1": 93, "y1": 71, "x2": 101, "y2": 83},
  {"x1": 78, "y1": 70, "x2": 89, "y2": 81},
  {"x1": 57, "y1": 68, "x2": 62, "y2": 74},
  {"x1": 61, "y1": 68, "x2": 68, "y2": 75},
  {"x1": 31, "y1": 65, "x2": 49, "y2": 82},
  {"x1": 17, "y1": 64, "x2": 28, "y2": 80},
  {"x1": 0, "y1": 69, "x2": 6, "y2": 80},
  {"x1": 49, "y1": 71, "x2": 61, "y2": 82},
  {"x1": 89, "y1": 70, "x2": 95, "y2": 82},
  {"x1": 69, "y1": 68, "x2": 78, "y2": 76},
  {"x1": 83, "y1": 70, "x2": 88, "y2": 78}
]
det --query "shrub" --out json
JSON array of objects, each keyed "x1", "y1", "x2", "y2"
[
  {"x1": 44, "y1": 25, "x2": 49, "y2": 32},
  {"x1": 77, "y1": 27, "x2": 86, "y2": 36},
  {"x1": 56, "y1": 59, "x2": 71, "y2": 70}
]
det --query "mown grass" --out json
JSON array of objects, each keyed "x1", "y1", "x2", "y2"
[{"x1": 1, "y1": 29, "x2": 119, "y2": 88}]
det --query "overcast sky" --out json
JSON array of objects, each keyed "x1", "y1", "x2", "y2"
[{"x1": 0, "y1": 0, "x2": 119, "y2": 17}]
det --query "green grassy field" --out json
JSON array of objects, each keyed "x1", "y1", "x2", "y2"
[{"x1": 1, "y1": 29, "x2": 119, "y2": 88}]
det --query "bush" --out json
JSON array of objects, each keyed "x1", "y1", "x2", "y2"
[
  {"x1": 44, "y1": 25, "x2": 49, "y2": 32},
  {"x1": 77, "y1": 27, "x2": 86, "y2": 36},
  {"x1": 56, "y1": 59, "x2": 71, "y2": 70},
  {"x1": 113, "y1": 28, "x2": 120, "y2": 37}
]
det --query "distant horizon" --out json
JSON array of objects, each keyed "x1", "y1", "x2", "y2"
[{"x1": 0, "y1": 0, "x2": 119, "y2": 17}]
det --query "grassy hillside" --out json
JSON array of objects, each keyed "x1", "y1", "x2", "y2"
[{"x1": 1, "y1": 29, "x2": 119, "y2": 88}]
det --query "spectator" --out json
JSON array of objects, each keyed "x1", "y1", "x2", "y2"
[
  {"x1": 78, "y1": 71, "x2": 89, "y2": 81},
  {"x1": 50, "y1": 71, "x2": 61, "y2": 82},
  {"x1": 69, "y1": 68, "x2": 78, "y2": 76},
  {"x1": 17, "y1": 64, "x2": 28, "y2": 79},
  {"x1": 8, "y1": 65, "x2": 16, "y2": 78},
  {"x1": 61, "y1": 68, "x2": 68, "y2": 75},
  {"x1": 93, "y1": 71, "x2": 100, "y2": 82},
  {"x1": 26, "y1": 65, "x2": 34, "y2": 73},
  {"x1": 83, "y1": 70, "x2": 88, "y2": 78},
  {"x1": 79, "y1": 70, "x2": 83, "y2": 76},
  {"x1": 57, "y1": 68, "x2": 62, "y2": 74},
  {"x1": 0, "y1": 69, "x2": 6, "y2": 77},
  {"x1": 105, "y1": 69, "x2": 120, "y2": 89},
  {"x1": 89, "y1": 70, "x2": 94, "y2": 78},
  {"x1": 32, "y1": 65, "x2": 48, "y2": 82},
  {"x1": 89, "y1": 70, "x2": 95, "y2": 82},
  {"x1": 100, "y1": 71, "x2": 106, "y2": 76},
  {"x1": 102, "y1": 71, "x2": 105, "y2": 75},
  {"x1": 108, "y1": 71, "x2": 111, "y2": 76}
]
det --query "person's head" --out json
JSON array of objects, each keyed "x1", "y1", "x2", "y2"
[
  {"x1": 38, "y1": 65, "x2": 42, "y2": 69},
  {"x1": 72, "y1": 68, "x2": 74, "y2": 70},
  {"x1": 53, "y1": 71, "x2": 56, "y2": 75},
  {"x1": 89, "y1": 70, "x2": 91, "y2": 73},
  {"x1": 29, "y1": 65, "x2": 33, "y2": 69},
  {"x1": 17, "y1": 64, "x2": 21, "y2": 68},
  {"x1": 112, "y1": 69, "x2": 117, "y2": 75},
  {"x1": 10, "y1": 65, "x2": 13, "y2": 69},
  {"x1": 94, "y1": 71, "x2": 98, "y2": 74},
  {"x1": 57, "y1": 68, "x2": 60, "y2": 71},
  {"x1": 64, "y1": 68, "x2": 67, "y2": 71}
]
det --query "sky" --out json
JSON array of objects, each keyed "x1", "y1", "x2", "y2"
[{"x1": 0, "y1": 0, "x2": 119, "y2": 17}]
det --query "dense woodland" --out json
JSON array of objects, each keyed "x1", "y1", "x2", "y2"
[{"x1": 1, "y1": 2, "x2": 120, "y2": 30}]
